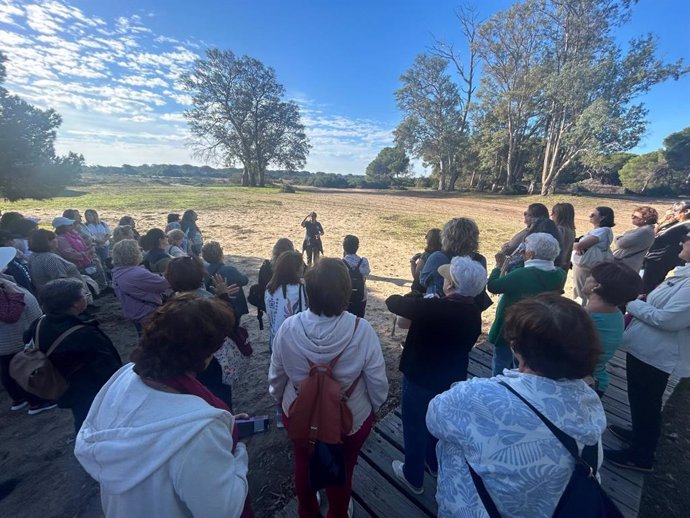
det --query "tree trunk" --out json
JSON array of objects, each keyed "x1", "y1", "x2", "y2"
[
  {"x1": 241, "y1": 166, "x2": 250, "y2": 186},
  {"x1": 437, "y1": 161, "x2": 446, "y2": 191},
  {"x1": 258, "y1": 166, "x2": 266, "y2": 187}
]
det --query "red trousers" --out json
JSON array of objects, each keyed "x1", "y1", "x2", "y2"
[{"x1": 285, "y1": 412, "x2": 374, "y2": 518}]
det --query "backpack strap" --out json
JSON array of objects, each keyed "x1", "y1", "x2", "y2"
[
  {"x1": 357, "y1": 257, "x2": 364, "y2": 269},
  {"x1": 45, "y1": 324, "x2": 88, "y2": 357},
  {"x1": 498, "y1": 381, "x2": 598, "y2": 475},
  {"x1": 465, "y1": 461, "x2": 502, "y2": 518}
]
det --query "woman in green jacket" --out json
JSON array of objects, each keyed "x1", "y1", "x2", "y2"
[{"x1": 489, "y1": 233, "x2": 567, "y2": 375}]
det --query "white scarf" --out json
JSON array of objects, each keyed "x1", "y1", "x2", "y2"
[{"x1": 524, "y1": 259, "x2": 556, "y2": 271}]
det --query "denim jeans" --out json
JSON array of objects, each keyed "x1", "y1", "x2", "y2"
[
  {"x1": 492, "y1": 343, "x2": 515, "y2": 376},
  {"x1": 401, "y1": 376, "x2": 438, "y2": 488}
]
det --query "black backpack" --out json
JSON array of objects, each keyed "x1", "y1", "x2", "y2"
[
  {"x1": 467, "y1": 381, "x2": 624, "y2": 518},
  {"x1": 247, "y1": 260, "x2": 272, "y2": 329},
  {"x1": 344, "y1": 258, "x2": 365, "y2": 304}
]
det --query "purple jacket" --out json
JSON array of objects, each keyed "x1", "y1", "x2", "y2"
[{"x1": 112, "y1": 266, "x2": 169, "y2": 323}]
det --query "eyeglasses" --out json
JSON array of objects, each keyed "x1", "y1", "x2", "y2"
[
  {"x1": 589, "y1": 213, "x2": 597, "y2": 218},
  {"x1": 631, "y1": 214, "x2": 643, "y2": 219}
]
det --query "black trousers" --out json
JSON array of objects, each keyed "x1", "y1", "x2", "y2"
[{"x1": 626, "y1": 353, "x2": 670, "y2": 464}]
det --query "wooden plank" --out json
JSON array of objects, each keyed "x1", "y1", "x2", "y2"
[
  {"x1": 351, "y1": 455, "x2": 429, "y2": 518},
  {"x1": 275, "y1": 490, "x2": 374, "y2": 517},
  {"x1": 359, "y1": 431, "x2": 438, "y2": 515}
]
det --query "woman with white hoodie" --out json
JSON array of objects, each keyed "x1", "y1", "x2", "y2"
[
  {"x1": 75, "y1": 294, "x2": 250, "y2": 518},
  {"x1": 269, "y1": 258, "x2": 389, "y2": 518}
]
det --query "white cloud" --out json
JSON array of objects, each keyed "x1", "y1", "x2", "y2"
[{"x1": 0, "y1": 0, "x2": 397, "y2": 175}]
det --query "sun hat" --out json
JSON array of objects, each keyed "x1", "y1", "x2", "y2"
[
  {"x1": 52, "y1": 216, "x2": 75, "y2": 228},
  {"x1": 0, "y1": 246, "x2": 17, "y2": 271}
]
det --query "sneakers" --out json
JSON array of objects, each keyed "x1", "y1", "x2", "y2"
[
  {"x1": 392, "y1": 460, "x2": 423, "y2": 495},
  {"x1": 27, "y1": 402, "x2": 58, "y2": 415},
  {"x1": 347, "y1": 497, "x2": 354, "y2": 518},
  {"x1": 604, "y1": 448, "x2": 654, "y2": 473},
  {"x1": 425, "y1": 461, "x2": 438, "y2": 479},
  {"x1": 608, "y1": 425, "x2": 634, "y2": 445},
  {"x1": 10, "y1": 400, "x2": 28, "y2": 411}
]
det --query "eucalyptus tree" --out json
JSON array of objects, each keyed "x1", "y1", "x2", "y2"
[
  {"x1": 182, "y1": 49, "x2": 309, "y2": 187},
  {"x1": 395, "y1": 55, "x2": 467, "y2": 190},
  {"x1": 536, "y1": 0, "x2": 684, "y2": 194},
  {"x1": 474, "y1": 0, "x2": 546, "y2": 191}
]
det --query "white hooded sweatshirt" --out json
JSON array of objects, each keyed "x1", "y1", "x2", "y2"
[
  {"x1": 74, "y1": 364, "x2": 248, "y2": 518},
  {"x1": 269, "y1": 310, "x2": 389, "y2": 434}
]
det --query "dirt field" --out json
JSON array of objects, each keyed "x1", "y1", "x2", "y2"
[{"x1": 0, "y1": 182, "x2": 684, "y2": 517}]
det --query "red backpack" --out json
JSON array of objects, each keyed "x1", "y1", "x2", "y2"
[{"x1": 287, "y1": 318, "x2": 361, "y2": 446}]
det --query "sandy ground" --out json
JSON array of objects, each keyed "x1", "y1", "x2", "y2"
[{"x1": 0, "y1": 184, "x2": 682, "y2": 517}]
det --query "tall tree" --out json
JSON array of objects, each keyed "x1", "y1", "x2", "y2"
[
  {"x1": 182, "y1": 49, "x2": 309, "y2": 187},
  {"x1": 365, "y1": 146, "x2": 411, "y2": 185},
  {"x1": 395, "y1": 55, "x2": 466, "y2": 190},
  {"x1": 537, "y1": 0, "x2": 684, "y2": 194},
  {"x1": 0, "y1": 52, "x2": 83, "y2": 201},
  {"x1": 663, "y1": 127, "x2": 690, "y2": 172},
  {"x1": 474, "y1": 0, "x2": 546, "y2": 191}
]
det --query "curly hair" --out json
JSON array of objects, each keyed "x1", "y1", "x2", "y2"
[
  {"x1": 165, "y1": 256, "x2": 205, "y2": 292},
  {"x1": 633, "y1": 206, "x2": 658, "y2": 226},
  {"x1": 131, "y1": 293, "x2": 235, "y2": 379},
  {"x1": 504, "y1": 293, "x2": 601, "y2": 380},
  {"x1": 112, "y1": 239, "x2": 142, "y2": 267},
  {"x1": 441, "y1": 218, "x2": 479, "y2": 257},
  {"x1": 201, "y1": 241, "x2": 224, "y2": 264},
  {"x1": 112, "y1": 225, "x2": 134, "y2": 243}
]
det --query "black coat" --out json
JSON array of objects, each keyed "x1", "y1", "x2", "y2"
[
  {"x1": 24, "y1": 314, "x2": 122, "y2": 408},
  {"x1": 386, "y1": 293, "x2": 481, "y2": 393},
  {"x1": 643, "y1": 222, "x2": 690, "y2": 293}
]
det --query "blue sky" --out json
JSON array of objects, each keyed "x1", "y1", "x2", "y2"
[{"x1": 1, "y1": 0, "x2": 688, "y2": 175}]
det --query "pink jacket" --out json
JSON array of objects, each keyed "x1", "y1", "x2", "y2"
[
  {"x1": 112, "y1": 266, "x2": 170, "y2": 324},
  {"x1": 56, "y1": 230, "x2": 92, "y2": 269}
]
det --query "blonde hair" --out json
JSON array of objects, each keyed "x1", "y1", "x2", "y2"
[{"x1": 441, "y1": 218, "x2": 479, "y2": 256}]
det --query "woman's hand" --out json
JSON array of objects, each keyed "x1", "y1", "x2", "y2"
[
  {"x1": 213, "y1": 274, "x2": 240, "y2": 298},
  {"x1": 495, "y1": 252, "x2": 506, "y2": 267}
]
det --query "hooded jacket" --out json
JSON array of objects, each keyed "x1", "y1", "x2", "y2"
[
  {"x1": 75, "y1": 364, "x2": 248, "y2": 518},
  {"x1": 427, "y1": 370, "x2": 606, "y2": 518},
  {"x1": 268, "y1": 310, "x2": 388, "y2": 434}
]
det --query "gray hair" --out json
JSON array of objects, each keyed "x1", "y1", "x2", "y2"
[
  {"x1": 449, "y1": 256, "x2": 487, "y2": 297},
  {"x1": 40, "y1": 278, "x2": 85, "y2": 315},
  {"x1": 525, "y1": 232, "x2": 561, "y2": 261},
  {"x1": 112, "y1": 239, "x2": 143, "y2": 267}
]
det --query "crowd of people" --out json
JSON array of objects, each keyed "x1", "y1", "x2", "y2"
[{"x1": 1, "y1": 199, "x2": 689, "y2": 518}]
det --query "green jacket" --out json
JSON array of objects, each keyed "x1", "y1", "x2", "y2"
[{"x1": 487, "y1": 266, "x2": 567, "y2": 348}]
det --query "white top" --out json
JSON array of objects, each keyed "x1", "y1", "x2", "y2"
[
  {"x1": 269, "y1": 310, "x2": 389, "y2": 434},
  {"x1": 426, "y1": 371, "x2": 606, "y2": 518},
  {"x1": 264, "y1": 283, "x2": 307, "y2": 350},
  {"x1": 343, "y1": 254, "x2": 371, "y2": 301},
  {"x1": 75, "y1": 364, "x2": 248, "y2": 518},
  {"x1": 622, "y1": 264, "x2": 690, "y2": 377},
  {"x1": 586, "y1": 226, "x2": 613, "y2": 251}
]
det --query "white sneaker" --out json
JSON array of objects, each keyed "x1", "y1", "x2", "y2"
[
  {"x1": 347, "y1": 497, "x2": 354, "y2": 518},
  {"x1": 391, "y1": 460, "x2": 423, "y2": 495}
]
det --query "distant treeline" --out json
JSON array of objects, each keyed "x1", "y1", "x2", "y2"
[{"x1": 84, "y1": 164, "x2": 426, "y2": 190}]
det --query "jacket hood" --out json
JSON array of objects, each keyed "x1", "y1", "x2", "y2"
[
  {"x1": 279, "y1": 310, "x2": 359, "y2": 357},
  {"x1": 74, "y1": 364, "x2": 233, "y2": 494},
  {"x1": 500, "y1": 370, "x2": 606, "y2": 446}
]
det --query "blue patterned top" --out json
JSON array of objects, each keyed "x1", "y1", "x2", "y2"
[{"x1": 426, "y1": 370, "x2": 606, "y2": 518}]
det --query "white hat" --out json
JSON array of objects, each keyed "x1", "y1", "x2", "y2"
[
  {"x1": 52, "y1": 216, "x2": 75, "y2": 228},
  {"x1": 0, "y1": 247, "x2": 17, "y2": 271}
]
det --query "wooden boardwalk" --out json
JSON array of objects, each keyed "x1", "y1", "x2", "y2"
[{"x1": 278, "y1": 343, "x2": 679, "y2": 518}]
